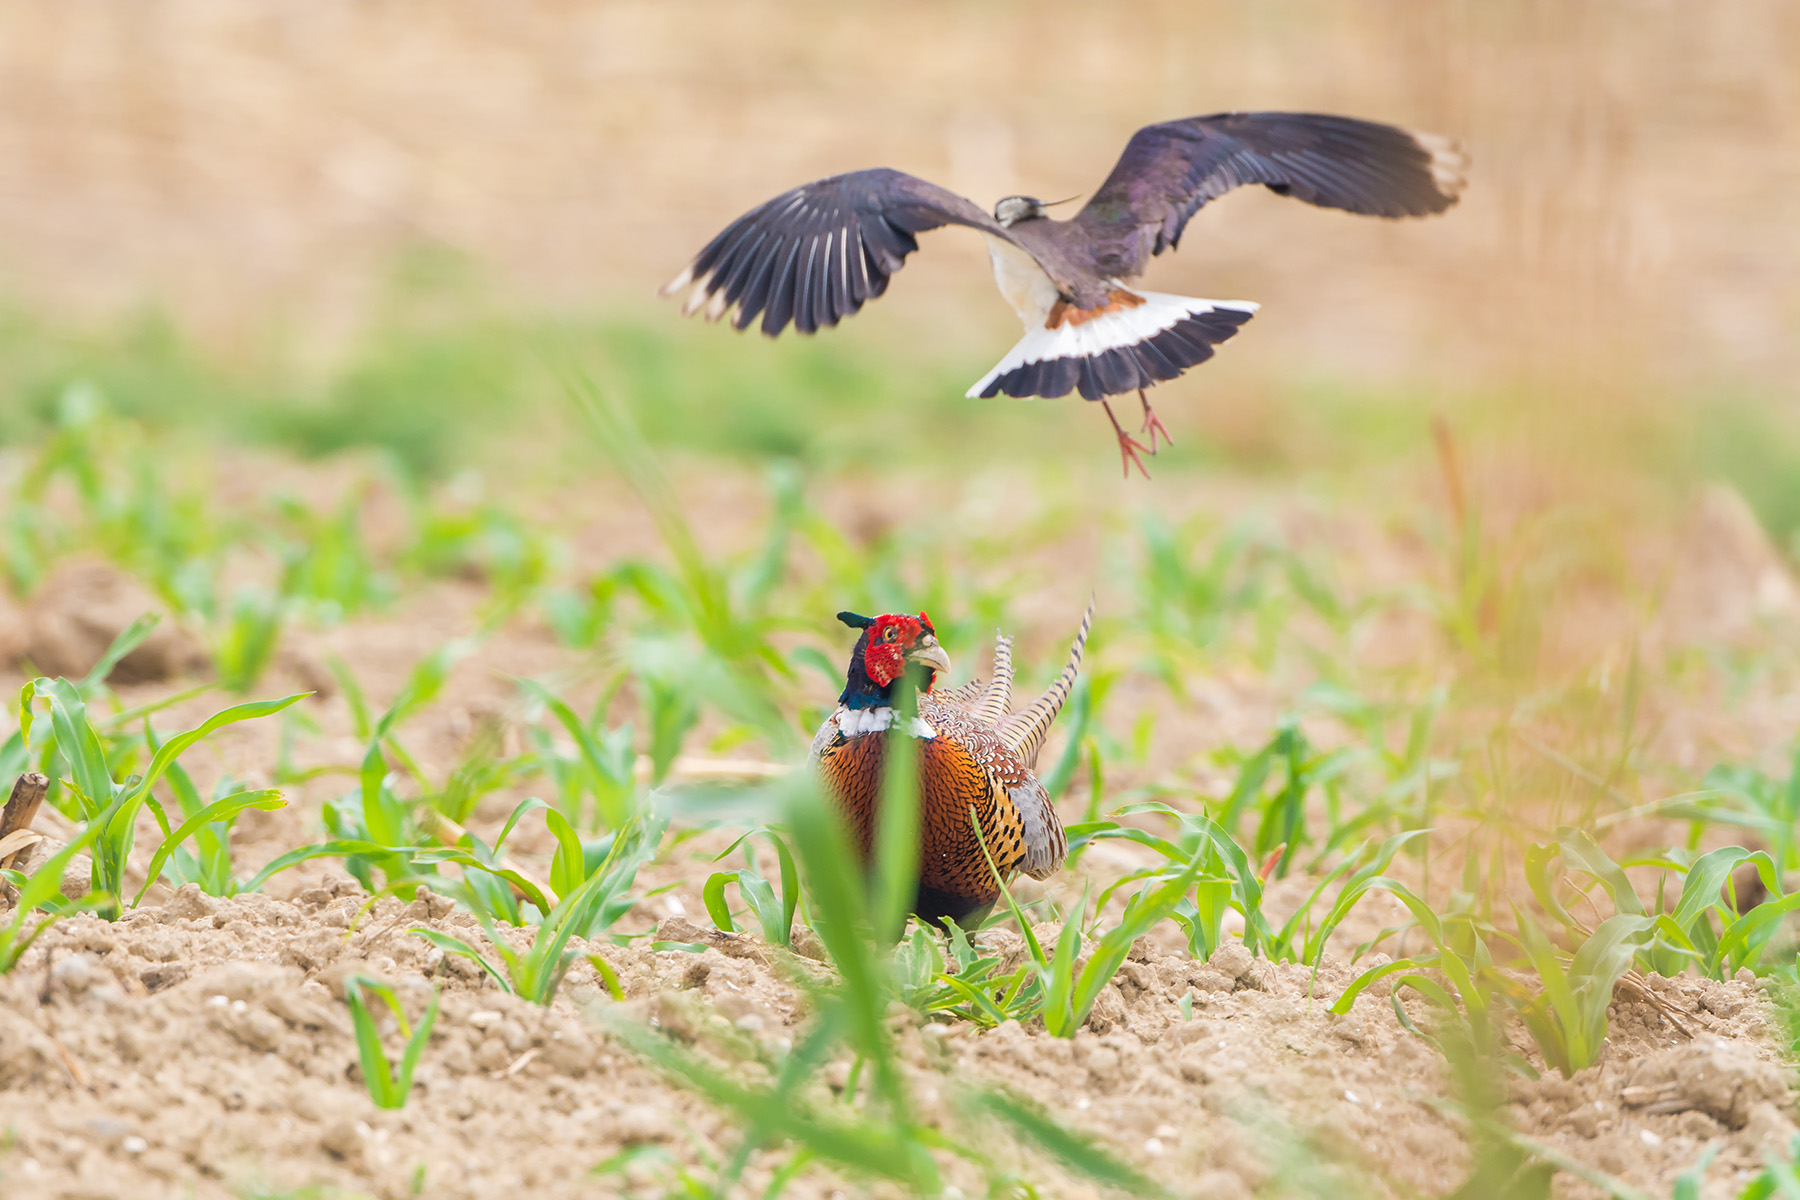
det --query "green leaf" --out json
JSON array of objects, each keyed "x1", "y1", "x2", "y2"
[
  {"x1": 968, "y1": 1087, "x2": 1169, "y2": 1198},
  {"x1": 544, "y1": 805, "x2": 587, "y2": 903},
  {"x1": 703, "y1": 872, "x2": 737, "y2": 934},
  {"x1": 409, "y1": 928, "x2": 512, "y2": 993},
  {"x1": 75, "y1": 613, "x2": 162, "y2": 694},
  {"x1": 131, "y1": 789, "x2": 284, "y2": 906}
]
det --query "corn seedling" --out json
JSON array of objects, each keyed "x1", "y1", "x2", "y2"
[
  {"x1": 16, "y1": 675, "x2": 303, "y2": 919},
  {"x1": 0, "y1": 820, "x2": 109, "y2": 973},
  {"x1": 609, "y1": 765, "x2": 1164, "y2": 1197},
  {"x1": 211, "y1": 587, "x2": 288, "y2": 693},
  {"x1": 702, "y1": 826, "x2": 800, "y2": 947},
  {"x1": 1528, "y1": 829, "x2": 1800, "y2": 981},
  {"x1": 342, "y1": 974, "x2": 439, "y2": 1109},
  {"x1": 410, "y1": 805, "x2": 667, "y2": 1004},
  {"x1": 1511, "y1": 907, "x2": 1652, "y2": 1076},
  {"x1": 516, "y1": 678, "x2": 639, "y2": 831}
]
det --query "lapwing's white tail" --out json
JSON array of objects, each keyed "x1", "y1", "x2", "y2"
[{"x1": 968, "y1": 290, "x2": 1257, "y2": 402}]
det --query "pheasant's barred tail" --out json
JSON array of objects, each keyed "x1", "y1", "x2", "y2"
[
  {"x1": 998, "y1": 597, "x2": 1094, "y2": 768},
  {"x1": 971, "y1": 633, "x2": 1014, "y2": 727}
]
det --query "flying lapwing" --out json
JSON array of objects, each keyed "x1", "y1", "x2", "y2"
[{"x1": 662, "y1": 111, "x2": 1467, "y2": 476}]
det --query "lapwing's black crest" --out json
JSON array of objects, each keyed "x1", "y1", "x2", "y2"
[{"x1": 664, "y1": 111, "x2": 1467, "y2": 476}]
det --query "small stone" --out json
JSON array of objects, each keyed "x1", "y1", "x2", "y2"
[
  {"x1": 1208, "y1": 940, "x2": 1254, "y2": 983},
  {"x1": 50, "y1": 952, "x2": 102, "y2": 995},
  {"x1": 139, "y1": 963, "x2": 189, "y2": 992},
  {"x1": 1177, "y1": 1045, "x2": 1212, "y2": 1085},
  {"x1": 613, "y1": 1103, "x2": 670, "y2": 1146},
  {"x1": 318, "y1": 1119, "x2": 364, "y2": 1165},
  {"x1": 162, "y1": 884, "x2": 217, "y2": 922},
  {"x1": 789, "y1": 926, "x2": 827, "y2": 962}
]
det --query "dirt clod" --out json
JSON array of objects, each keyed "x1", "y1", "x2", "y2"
[{"x1": 17, "y1": 561, "x2": 207, "y2": 683}]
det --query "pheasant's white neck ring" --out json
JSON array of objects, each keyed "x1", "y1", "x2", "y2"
[{"x1": 836, "y1": 707, "x2": 936, "y2": 739}]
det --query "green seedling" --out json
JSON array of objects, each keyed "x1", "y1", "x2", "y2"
[
  {"x1": 0, "y1": 827, "x2": 110, "y2": 973},
  {"x1": 1702, "y1": 749, "x2": 1800, "y2": 872},
  {"x1": 610, "y1": 762, "x2": 1170, "y2": 1198},
  {"x1": 1512, "y1": 907, "x2": 1652, "y2": 1076},
  {"x1": 410, "y1": 806, "x2": 667, "y2": 1004},
  {"x1": 212, "y1": 587, "x2": 287, "y2": 694},
  {"x1": 1529, "y1": 829, "x2": 1800, "y2": 981},
  {"x1": 342, "y1": 974, "x2": 439, "y2": 1109},
  {"x1": 17, "y1": 675, "x2": 304, "y2": 919},
  {"x1": 1739, "y1": 1136, "x2": 1800, "y2": 1200},
  {"x1": 517, "y1": 678, "x2": 638, "y2": 831},
  {"x1": 269, "y1": 488, "x2": 395, "y2": 623},
  {"x1": 407, "y1": 496, "x2": 554, "y2": 627},
  {"x1": 568, "y1": 370, "x2": 800, "y2": 757},
  {"x1": 896, "y1": 921, "x2": 1040, "y2": 1029},
  {"x1": 702, "y1": 826, "x2": 800, "y2": 947},
  {"x1": 966, "y1": 806, "x2": 1201, "y2": 1038}
]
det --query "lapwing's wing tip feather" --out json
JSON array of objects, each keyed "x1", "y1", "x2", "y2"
[
  {"x1": 1412, "y1": 131, "x2": 1470, "y2": 206},
  {"x1": 658, "y1": 263, "x2": 696, "y2": 299},
  {"x1": 660, "y1": 168, "x2": 1012, "y2": 341}
]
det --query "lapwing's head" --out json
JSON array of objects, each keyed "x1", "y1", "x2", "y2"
[
  {"x1": 993, "y1": 195, "x2": 1047, "y2": 228},
  {"x1": 837, "y1": 610, "x2": 950, "y2": 698}
]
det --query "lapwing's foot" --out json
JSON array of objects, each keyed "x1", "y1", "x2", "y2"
[
  {"x1": 1104, "y1": 400, "x2": 1153, "y2": 480},
  {"x1": 1138, "y1": 388, "x2": 1173, "y2": 453}
]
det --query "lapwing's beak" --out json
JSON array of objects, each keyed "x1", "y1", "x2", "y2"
[{"x1": 907, "y1": 636, "x2": 952, "y2": 678}]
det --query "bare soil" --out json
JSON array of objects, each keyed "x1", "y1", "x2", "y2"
[
  {"x1": 3, "y1": 466, "x2": 1799, "y2": 1197},
  {"x1": 0, "y1": 883, "x2": 1791, "y2": 1200}
]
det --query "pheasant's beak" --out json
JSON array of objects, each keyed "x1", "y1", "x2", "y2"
[{"x1": 907, "y1": 637, "x2": 952, "y2": 678}]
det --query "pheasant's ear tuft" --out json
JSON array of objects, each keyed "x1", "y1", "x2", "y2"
[
  {"x1": 918, "y1": 611, "x2": 935, "y2": 634},
  {"x1": 837, "y1": 611, "x2": 876, "y2": 629}
]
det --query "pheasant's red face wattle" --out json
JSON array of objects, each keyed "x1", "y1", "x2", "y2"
[{"x1": 861, "y1": 613, "x2": 928, "y2": 686}]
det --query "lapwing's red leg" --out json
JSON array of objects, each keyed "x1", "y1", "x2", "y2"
[
  {"x1": 1103, "y1": 400, "x2": 1152, "y2": 480},
  {"x1": 1138, "y1": 387, "x2": 1173, "y2": 452}
]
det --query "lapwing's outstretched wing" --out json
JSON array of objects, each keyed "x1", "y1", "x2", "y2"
[
  {"x1": 664, "y1": 168, "x2": 1019, "y2": 337},
  {"x1": 1072, "y1": 112, "x2": 1468, "y2": 277}
]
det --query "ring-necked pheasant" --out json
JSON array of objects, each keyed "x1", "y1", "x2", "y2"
[
  {"x1": 808, "y1": 602, "x2": 1092, "y2": 926},
  {"x1": 663, "y1": 111, "x2": 1466, "y2": 477}
]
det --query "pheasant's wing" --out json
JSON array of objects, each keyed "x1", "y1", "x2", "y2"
[
  {"x1": 998, "y1": 598, "x2": 1094, "y2": 769},
  {"x1": 920, "y1": 716, "x2": 1064, "y2": 887},
  {"x1": 808, "y1": 711, "x2": 842, "y2": 761},
  {"x1": 993, "y1": 756, "x2": 1067, "y2": 880},
  {"x1": 663, "y1": 168, "x2": 1023, "y2": 336},
  {"x1": 969, "y1": 633, "x2": 1014, "y2": 728},
  {"x1": 1072, "y1": 112, "x2": 1467, "y2": 277}
]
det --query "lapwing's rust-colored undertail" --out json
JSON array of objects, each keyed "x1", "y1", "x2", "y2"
[
  {"x1": 663, "y1": 111, "x2": 1467, "y2": 476},
  {"x1": 808, "y1": 602, "x2": 1092, "y2": 926}
]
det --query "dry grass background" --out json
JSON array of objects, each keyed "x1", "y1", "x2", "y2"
[
  {"x1": 1, "y1": 0, "x2": 1797, "y2": 407},
  {"x1": 5, "y1": 10, "x2": 1800, "y2": 1196}
]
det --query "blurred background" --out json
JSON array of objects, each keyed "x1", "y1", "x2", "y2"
[{"x1": 0, "y1": 0, "x2": 1795, "y2": 505}]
